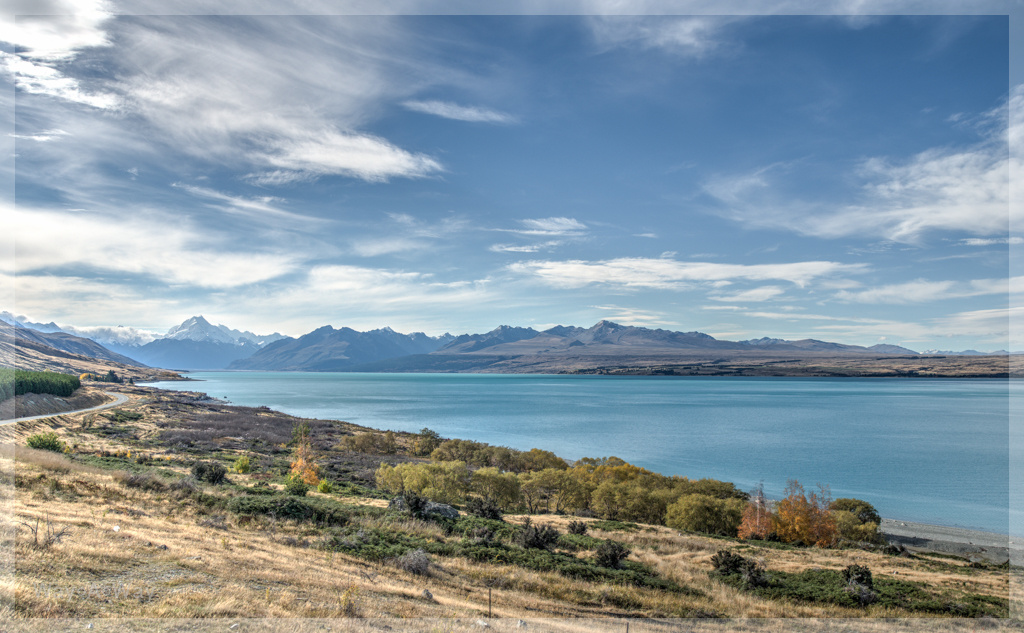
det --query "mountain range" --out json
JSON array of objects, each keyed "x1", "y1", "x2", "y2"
[{"x1": 0, "y1": 311, "x2": 1014, "y2": 375}]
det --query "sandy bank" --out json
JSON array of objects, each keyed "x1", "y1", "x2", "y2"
[{"x1": 881, "y1": 518, "x2": 1016, "y2": 564}]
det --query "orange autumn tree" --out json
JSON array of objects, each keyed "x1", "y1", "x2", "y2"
[
  {"x1": 772, "y1": 479, "x2": 837, "y2": 547},
  {"x1": 290, "y1": 421, "x2": 322, "y2": 485},
  {"x1": 738, "y1": 482, "x2": 774, "y2": 540}
]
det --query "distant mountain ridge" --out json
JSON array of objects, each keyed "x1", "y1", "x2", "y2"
[{"x1": 6, "y1": 311, "x2": 1015, "y2": 375}]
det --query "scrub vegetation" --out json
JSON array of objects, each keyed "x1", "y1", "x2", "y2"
[{"x1": 5, "y1": 382, "x2": 1013, "y2": 622}]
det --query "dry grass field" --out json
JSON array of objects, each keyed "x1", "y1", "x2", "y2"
[{"x1": 1, "y1": 383, "x2": 1020, "y2": 631}]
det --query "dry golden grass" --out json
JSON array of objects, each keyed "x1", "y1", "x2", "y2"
[{"x1": 3, "y1": 386, "x2": 1019, "y2": 628}]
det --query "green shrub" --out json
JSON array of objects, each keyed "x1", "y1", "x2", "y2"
[
  {"x1": 594, "y1": 540, "x2": 630, "y2": 568},
  {"x1": 26, "y1": 432, "x2": 66, "y2": 453},
  {"x1": 233, "y1": 455, "x2": 251, "y2": 474},
  {"x1": 514, "y1": 518, "x2": 559, "y2": 550},
  {"x1": 286, "y1": 476, "x2": 309, "y2": 496},
  {"x1": 567, "y1": 520, "x2": 588, "y2": 535},
  {"x1": 104, "y1": 409, "x2": 142, "y2": 423},
  {"x1": 317, "y1": 479, "x2": 334, "y2": 494},
  {"x1": 190, "y1": 461, "x2": 227, "y2": 485},
  {"x1": 227, "y1": 494, "x2": 350, "y2": 525},
  {"x1": 465, "y1": 497, "x2": 502, "y2": 520},
  {"x1": 590, "y1": 519, "x2": 639, "y2": 532}
]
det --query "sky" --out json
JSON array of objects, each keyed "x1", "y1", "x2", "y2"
[{"x1": 2, "y1": 1, "x2": 1022, "y2": 351}]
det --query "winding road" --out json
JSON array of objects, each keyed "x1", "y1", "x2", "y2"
[{"x1": 0, "y1": 391, "x2": 129, "y2": 425}]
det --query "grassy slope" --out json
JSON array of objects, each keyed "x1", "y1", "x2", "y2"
[{"x1": 1, "y1": 384, "x2": 1017, "y2": 625}]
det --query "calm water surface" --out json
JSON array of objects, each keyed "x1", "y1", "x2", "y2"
[{"x1": 146, "y1": 372, "x2": 1017, "y2": 534}]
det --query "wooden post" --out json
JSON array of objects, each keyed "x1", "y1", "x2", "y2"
[{"x1": 488, "y1": 587, "x2": 492, "y2": 618}]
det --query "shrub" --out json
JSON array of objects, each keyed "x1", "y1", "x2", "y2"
[
  {"x1": 226, "y1": 494, "x2": 350, "y2": 525},
  {"x1": 26, "y1": 432, "x2": 67, "y2": 453},
  {"x1": 395, "y1": 548, "x2": 432, "y2": 575},
  {"x1": 317, "y1": 479, "x2": 334, "y2": 494},
  {"x1": 567, "y1": 520, "x2": 588, "y2": 535},
  {"x1": 190, "y1": 461, "x2": 227, "y2": 485},
  {"x1": 286, "y1": 476, "x2": 310, "y2": 496},
  {"x1": 710, "y1": 550, "x2": 767, "y2": 588},
  {"x1": 116, "y1": 471, "x2": 166, "y2": 491},
  {"x1": 594, "y1": 540, "x2": 630, "y2": 568},
  {"x1": 514, "y1": 518, "x2": 559, "y2": 550},
  {"x1": 831, "y1": 498, "x2": 881, "y2": 525},
  {"x1": 465, "y1": 497, "x2": 503, "y2": 521},
  {"x1": 233, "y1": 455, "x2": 251, "y2": 474}
]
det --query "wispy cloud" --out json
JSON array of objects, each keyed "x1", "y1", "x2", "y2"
[
  {"x1": 9, "y1": 204, "x2": 298, "y2": 288},
  {"x1": 587, "y1": 16, "x2": 736, "y2": 57},
  {"x1": 835, "y1": 276, "x2": 1022, "y2": 304},
  {"x1": 961, "y1": 237, "x2": 1024, "y2": 246},
  {"x1": 10, "y1": 128, "x2": 68, "y2": 142},
  {"x1": 509, "y1": 257, "x2": 867, "y2": 290},
  {"x1": 402, "y1": 100, "x2": 517, "y2": 124},
  {"x1": 709, "y1": 285, "x2": 787, "y2": 302},
  {"x1": 591, "y1": 304, "x2": 673, "y2": 327},
  {"x1": 511, "y1": 217, "x2": 588, "y2": 236},
  {"x1": 703, "y1": 85, "x2": 1020, "y2": 243},
  {"x1": 173, "y1": 183, "x2": 325, "y2": 223}
]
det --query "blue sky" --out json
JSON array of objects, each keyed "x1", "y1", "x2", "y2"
[{"x1": 3, "y1": 2, "x2": 1022, "y2": 351}]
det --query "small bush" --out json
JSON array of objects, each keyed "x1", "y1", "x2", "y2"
[
  {"x1": 317, "y1": 479, "x2": 334, "y2": 494},
  {"x1": 190, "y1": 461, "x2": 227, "y2": 485},
  {"x1": 26, "y1": 432, "x2": 67, "y2": 453},
  {"x1": 465, "y1": 497, "x2": 502, "y2": 521},
  {"x1": 594, "y1": 540, "x2": 630, "y2": 568},
  {"x1": 395, "y1": 548, "x2": 432, "y2": 575},
  {"x1": 567, "y1": 520, "x2": 588, "y2": 535},
  {"x1": 710, "y1": 550, "x2": 767, "y2": 588},
  {"x1": 170, "y1": 476, "x2": 199, "y2": 497},
  {"x1": 116, "y1": 471, "x2": 166, "y2": 491},
  {"x1": 286, "y1": 476, "x2": 309, "y2": 496},
  {"x1": 514, "y1": 518, "x2": 559, "y2": 550},
  {"x1": 233, "y1": 455, "x2": 251, "y2": 474}
]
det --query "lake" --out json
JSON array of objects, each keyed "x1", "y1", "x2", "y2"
[{"x1": 145, "y1": 372, "x2": 1018, "y2": 535}]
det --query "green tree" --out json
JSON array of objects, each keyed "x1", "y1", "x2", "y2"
[{"x1": 665, "y1": 494, "x2": 745, "y2": 536}]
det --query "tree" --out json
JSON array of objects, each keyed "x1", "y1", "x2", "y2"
[
  {"x1": 290, "y1": 421, "x2": 321, "y2": 485},
  {"x1": 831, "y1": 498, "x2": 884, "y2": 544},
  {"x1": 772, "y1": 480, "x2": 837, "y2": 547},
  {"x1": 470, "y1": 466, "x2": 522, "y2": 510},
  {"x1": 665, "y1": 494, "x2": 745, "y2": 536},
  {"x1": 738, "y1": 482, "x2": 774, "y2": 540},
  {"x1": 414, "y1": 428, "x2": 442, "y2": 456}
]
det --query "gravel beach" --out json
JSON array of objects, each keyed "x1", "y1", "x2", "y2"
[{"x1": 880, "y1": 518, "x2": 1016, "y2": 564}]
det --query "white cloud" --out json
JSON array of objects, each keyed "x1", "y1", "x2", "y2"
[
  {"x1": 961, "y1": 237, "x2": 1024, "y2": 246},
  {"x1": 172, "y1": 183, "x2": 326, "y2": 224},
  {"x1": 0, "y1": 0, "x2": 112, "y2": 61},
  {"x1": 259, "y1": 128, "x2": 443, "y2": 183},
  {"x1": 402, "y1": 100, "x2": 517, "y2": 124},
  {"x1": 490, "y1": 244, "x2": 542, "y2": 253},
  {"x1": 1, "y1": 52, "x2": 119, "y2": 108},
  {"x1": 509, "y1": 257, "x2": 867, "y2": 290},
  {"x1": 10, "y1": 128, "x2": 67, "y2": 142},
  {"x1": 836, "y1": 276, "x2": 1022, "y2": 304},
  {"x1": 513, "y1": 217, "x2": 588, "y2": 236},
  {"x1": 9, "y1": 204, "x2": 298, "y2": 288},
  {"x1": 587, "y1": 16, "x2": 734, "y2": 57},
  {"x1": 709, "y1": 285, "x2": 786, "y2": 302},
  {"x1": 350, "y1": 237, "x2": 431, "y2": 257},
  {"x1": 591, "y1": 304, "x2": 673, "y2": 327},
  {"x1": 704, "y1": 84, "x2": 1021, "y2": 243}
]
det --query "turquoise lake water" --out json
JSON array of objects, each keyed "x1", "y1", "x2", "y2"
[{"x1": 145, "y1": 372, "x2": 1019, "y2": 535}]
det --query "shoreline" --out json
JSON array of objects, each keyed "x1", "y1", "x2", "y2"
[
  {"x1": 879, "y1": 519, "x2": 1015, "y2": 564},
  {"x1": 140, "y1": 379, "x2": 1017, "y2": 563}
]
